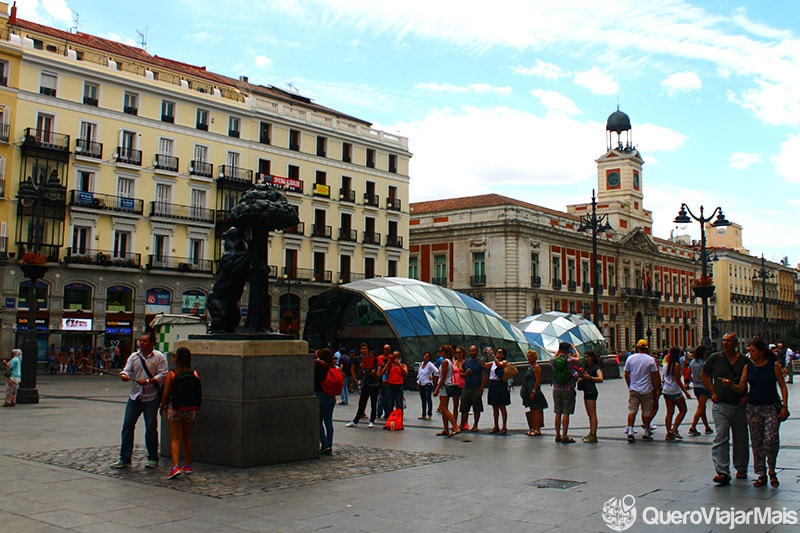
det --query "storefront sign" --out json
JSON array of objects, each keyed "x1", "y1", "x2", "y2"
[
  {"x1": 5, "y1": 298, "x2": 15, "y2": 308},
  {"x1": 181, "y1": 290, "x2": 206, "y2": 315},
  {"x1": 261, "y1": 173, "x2": 302, "y2": 192},
  {"x1": 313, "y1": 183, "x2": 330, "y2": 196},
  {"x1": 62, "y1": 318, "x2": 93, "y2": 331},
  {"x1": 145, "y1": 288, "x2": 172, "y2": 314}
]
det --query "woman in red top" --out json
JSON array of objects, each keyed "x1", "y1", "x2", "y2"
[{"x1": 382, "y1": 351, "x2": 408, "y2": 414}]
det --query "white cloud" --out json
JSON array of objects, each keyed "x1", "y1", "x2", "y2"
[
  {"x1": 254, "y1": 55, "x2": 273, "y2": 68},
  {"x1": 661, "y1": 71, "x2": 702, "y2": 96},
  {"x1": 513, "y1": 59, "x2": 565, "y2": 79},
  {"x1": 771, "y1": 133, "x2": 800, "y2": 184},
  {"x1": 573, "y1": 67, "x2": 618, "y2": 95},
  {"x1": 729, "y1": 152, "x2": 760, "y2": 170},
  {"x1": 632, "y1": 123, "x2": 686, "y2": 153},
  {"x1": 414, "y1": 82, "x2": 512, "y2": 95},
  {"x1": 105, "y1": 33, "x2": 137, "y2": 47},
  {"x1": 16, "y1": 0, "x2": 72, "y2": 24},
  {"x1": 529, "y1": 89, "x2": 579, "y2": 116}
]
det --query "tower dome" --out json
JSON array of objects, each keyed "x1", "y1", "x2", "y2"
[{"x1": 606, "y1": 108, "x2": 631, "y2": 133}]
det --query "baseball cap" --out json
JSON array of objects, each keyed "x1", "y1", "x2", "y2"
[{"x1": 636, "y1": 339, "x2": 649, "y2": 348}]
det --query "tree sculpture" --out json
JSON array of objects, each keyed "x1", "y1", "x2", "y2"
[{"x1": 224, "y1": 184, "x2": 300, "y2": 333}]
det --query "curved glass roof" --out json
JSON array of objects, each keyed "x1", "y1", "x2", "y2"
[
  {"x1": 517, "y1": 311, "x2": 607, "y2": 357},
  {"x1": 304, "y1": 277, "x2": 545, "y2": 366}
]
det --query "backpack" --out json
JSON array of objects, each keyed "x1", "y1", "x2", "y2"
[
  {"x1": 552, "y1": 356, "x2": 572, "y2": 385},
  {"x1": 170, "y1": 370, "x2": 202, "y2": 412},
  {"x1": 321, "y1": 366, "x2": 344, "y2": 396},
  {"x1": 384, "y1": 408, "x2": 404, "y2": 431}
]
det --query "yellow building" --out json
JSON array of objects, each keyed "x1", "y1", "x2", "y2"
[{"x1": 0, "y1": 5, "x2": 410, "y2": 356}]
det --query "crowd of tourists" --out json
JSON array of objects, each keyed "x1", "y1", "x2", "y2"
[
  {"x1": 319, "y1": 333, "x2": 793, "y2": 489},
  {"x1": 45, "y1": 344, "x2": 126, "y2": 375}
]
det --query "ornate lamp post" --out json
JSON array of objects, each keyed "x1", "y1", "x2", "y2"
[
  {"x1": 16, "y1": 173, "x2": 66, "y2": 404},
  {"x1": 644, "y1": 308, "x2": 656, "y2": 348},
  {"x1": 752, "y1": 254, "x2": 774, "y2": 340},
  {"x1": 674, "y1": 203, "x2": 731, "y2": 348},
  {"x1": 578, "y1": 189, "x2": 612, "y2": 328}
]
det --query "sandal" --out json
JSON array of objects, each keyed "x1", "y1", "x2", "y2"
[
  {"x1": 499, "y1": 428, "x2": 507, "y2": 435},
  {"x1": 469, "y1": 427, "x2": 480, "y2": 432},
  {"x1": 735, "y1": 471, "x2": 748, "y2": 480},
  {"x1": 561, "y1": 437, "x2": 576, "y2": 444},
  {"x1": 712, "y1": 474, "x2": 731, "y2": 485},
  {"x1": 490, "y1": 427, "x2": 500, "y2": 434},
  {"x1": 555, "y1": 435, "x2": 562, "y2": 443},
  {"x1": 435, "y1": 431, "x2": 449, "y2": 437},
  {"x1": 753, "y1": 475, "x2": 768, "y2": 488},
  {"x1": 769, "y1": 472, "x2": 779, "y2": 487},
  {"x1": 449, "y1": 428, "x2": 462, "y2": 437}
]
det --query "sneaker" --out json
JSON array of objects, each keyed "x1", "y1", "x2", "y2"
[
  {"x1": 418, "y1": 416, "x2": 426, "y2": 420},
  {"x1": 583, "y1": 434, "x2": 597, "y2": 443},
  {"x1": 345, "y1": 421, "x2": 357, "y2": 428},
  {"x1": 688, "y1": 428, "x2": 701, "y2": 436},
  {"x1": 368, "y1": 422, "x2": 375, "y2": 428},
  {"x1": 110, "y1": 459, "x2": 130, "y2": 469},
  {"x1": 705, "y1": 428, "x2": 714, "y2": 434},
  {"x1": 180, "y1": 465, "x2": 193, "y2": 474},
  {"x1": 673, "y1": 430, "x2": 683, "y2": 439},
  {"x1": 463, "y1": 423, "x2": 470, "y2": 430},
  {"x1": 168, "y1": 467, "x2": 181, "y2": 480},
  {"x1": 627, "y1": 434, "x2": 635, "y2": 443},
  {"x1": 145, "y1": 459, "x2": 159, "y2": 469},
  {"x1": 320, "y1": 447, "x2": 332, "y2": 455},
  {"x1": 641, "y1": 434, "x2": 654, "y2": 442}
]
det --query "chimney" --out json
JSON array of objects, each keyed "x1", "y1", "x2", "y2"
[{"x1": 239, "y1": 75, "x2": 248, "y2": 83}]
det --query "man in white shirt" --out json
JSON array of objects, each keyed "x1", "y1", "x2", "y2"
[
  {"x1": 111, "y1": 333, "x2": 168, "y2": 469},
  {"x1": 624, "y1": 339, "x2": 661, "y2": 443}
]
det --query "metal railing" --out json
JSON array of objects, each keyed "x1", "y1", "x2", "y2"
[
  {"x1": 146, "y1": 255, "x2": 214, "y2": 273},
  {"x1": 149, "y1": 201, "x2": 215, "y2": 223},
  {"x1": 154, "y1": 154, "x2": 179, "y2": 172},
  {"x1": 75, "y1": 138, "x2": 103, "y2": 158},
  {"x1": 189, "y1": 160, "x2": 213, "y2": 178},
  {"x1": 68, "y1": 190, "x2": 144, "y2": 215},
  {"x1": 116, "y1": 146, "x2": 142, "y2": 166},
  {"x1": 64, "y1": 248, "x2": 141, "y2": 269}
]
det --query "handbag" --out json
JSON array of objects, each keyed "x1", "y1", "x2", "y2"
[{"x1": 503, "y1": 363, "x2": 519, "y2": 381}]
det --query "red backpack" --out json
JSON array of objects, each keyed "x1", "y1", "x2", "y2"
[
  {"x1": 321, "y1": 366, "x2": 344, "y2": 396},
  {"x1": 384, "y1": 408, "x2": 404, "y2": 431}
]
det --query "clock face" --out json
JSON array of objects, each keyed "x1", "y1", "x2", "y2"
[
  {"x1": 633, "y1": 172, "x2": 640, "y2": 189},
  {"x1": 606, "y1": 171, "x2": 620, "y2": 188}
]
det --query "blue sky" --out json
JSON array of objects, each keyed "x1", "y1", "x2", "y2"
[{"x1": 20, "y1": 0, "x2": 800, "y2": 265}]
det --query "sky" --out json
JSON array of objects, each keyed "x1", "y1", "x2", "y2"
[{"x1": 18, "y1": 0, "x2": 800, "y2": 266}]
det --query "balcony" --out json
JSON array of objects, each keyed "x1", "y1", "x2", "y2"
[
  {"x1": 553, "y1": 279, "x2": 562, "y2": 290},
  {"x1": 83, "y1": 96, "x2": 98, "y2": 106},
  {"x1": 22, "y1": 128, "x2": 70, "y2": 159},
  {"x1": 608, "y1": 286, "x2": 616, "y2": 296},
  {"x1": 149, "y1": 201, "x2": 215, "y2": 224},
  {"x1": 63, "y1": 248, "x2": 141, "y2": 269},
  {"x1": 363, "y1": 231, "x2": 381, "y2": 245},
  {"x1": 431, "y1": 277, "x2": 447, "y2": 287},
  {"x1": 363, "y1": 193, "x2": 380, "y2": 207},
  {"x1": 609, "y1": 313, "x2": 617, "y2": 321},
  {"x1": 582, "y1": 282, "x2": 591, "y2": 293},
  {"x1": 196, "y1": 122, "x2": 209, "y2": 131},
  {"x1": 154, "y1": 154, "x2": 179, "y2": 172},
  {"x1": 147, "y1": 255, "x2": 214, "y2": 274},
  {"x1": 189, "y1": 160, "x2": 213, "y2": 178},
  {"x1": 311, "y1": 270, "x2": 333, "y2": 283},
  {"x1": 470, "y1": 274, "x2": 486, "y2": 286},
  {"x1": 123, "y1": 106, "x2": 138, "y2": 116},
  {"x1": 161, "y1": 113, "x2": 174, "y2": 123},
  {"x1": 532, "y1": 308, "x2": 542, "y2": 315},
  {"x1": 40, "y1": 86, "x2": 56, "y2": 97},
  {"x1": 386, "y1": 234, "x2": 403, "y2": 248},
  {"x1": 531, "y1": 276, "x2": 541, "y2": 288},
  {"x1": 311, "y1": 224, "x2": 332, "y2": 239},
  {"x1": 282, "y1": 222, "x2": 305, "y2": 236},
  {"x1": 387, "y1": 197, "x2": 402, "y2": 211},
  {"x1": 0, "y1": 123, "x2": 9, "y2": 142},
  {"x1": 115, "y1": 146, "x2": 142, "y2": 166},
  {"x1": 568, "y1": 280, "x2": 577, "y2": 292},
  {"x1": 339, "y1": 188, "x2": 356, "y2": 203},
  {"x1": 218, "y1": 165, "x2": 253, "y2": 184},
  {"x1": 597, "y1": 285, "x2": 604, "y2": 295},
  {"x1": 68, "y1": 190, "x2": 144, "y2": 215},
  {"x1": 338, "y1": 228, "x2": 357, "y2": 242},
  {"x1": 75, "y1": 138, "x2": 103, "y2": 159},
  {"x1": 338, "y1": 271, "x2": 366, "y2": 284}
]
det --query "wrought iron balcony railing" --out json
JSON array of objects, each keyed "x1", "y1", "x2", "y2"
[{"x1": 149, "y1": 201, "x2": 215, "y2": 224}]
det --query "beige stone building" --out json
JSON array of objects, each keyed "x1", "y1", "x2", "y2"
[{"x1": 0, "y1": 5, "x2": 410, "y2": 357}]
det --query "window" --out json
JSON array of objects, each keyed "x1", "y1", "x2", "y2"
[
  {"x1": 339, "y1": 255, "x2": 352, "y2": 282},
  {"x1": 473, "y1": 252, "x2": 485, "y2": 284},
  {"x1": 228, "y1": 116, "x2": 240, "y2": 138},
  {"x1": 0, "y1": 60, "x2": 8, "y2": 86},
  {"x1": 77, "y1": 121, "x2": 100, "y2": 158},
  {"x1": 567, "y1": 258, "x2": 576, "y2": 283},
  {"x1": 366, "y1": 148, "x2": 376, "y2": 168},
  {"x1": 315, "y1": 170, "x2": 326, "y2": 185},
  {"x1": 36, "y1": 113, "x2": 54, "y2": 144},
  {"x1": 117, "y1": 177, "x2": 135, "y2": 198},
  {"x1": 313, "y1": 209, "x2": 328, "y2": 237},
  {"x1": 387, "y1": 185, "x2": 400, "y2": 210},
  {"x1": 531, "y1": 253, "x2": 540, "y2": 280},
  {"x1": 161, "y1": 100, "x2": 175, "y2": 122},
  {"x1": 288, "y1": 165, "x2": 300, "y2": 180},
  {"x1": 365, "y1": 257, "x2": 375, "y2": 279},
  {"x1": 342, "y1": 142, "x2": 352, "y2": 163},
  {"x1": 552, "y1": 256, "x2": 561, "y2": 283},
  {"x1": 388, "y1": 260, "x2": 397, "y2": 277},
  {"x1": 40, "y1": 71, "x2": 57, "y2": 97},
  {"x1": 313, "y1": 252, "x2": 326, "y2": 282},
  {"x1": 0, "y1": 105, "x2": 8, "y2": 142},
  {"x1": 113, "y1": 230, "x2": 130, "y2": 258},
  {"x1": 409, "y1": 256, "x2": 419, "y2": 279},
  {"x1": 123, "y1": 91, "x2": 138, "y2": 115},
  {"x1": 158, "y1": 138, "x2": 174, "y2": 157},
  {"x1": 582, "y1": 261, "x2": 590, "y2": 286},
  {"x1": 153, "y1": 234, "x2": 169, "y2": 265},
  {"x1": 259, "y1": 121, "x2": 271, "y2": 144},
  {"x1": 76, "y1": 170, "x2": 93, "y2": 192},
  {"x1": 190, "y1": 189, "x2": 206, "y2": 220},
  {"x1": 196, "y1": 108, "x2": 209, "y2": 130},
  {"x1": 316, "y1": 136, "x2": 327, "y2": 157},
  {"x1": 189, "y1": 238, "x2": 204, "y2": 264},
  {"x1": 226, "y1": 151, "x2": 240, "y2": 169},
  {"x1": 154, "y1": 183, "x2": 172, "y2": 216},
  {"x1": 433, "y1": 255, "x2": 447, "y2": 286},
  {"x1": 365, "y1": 181, "x2": 378, "y2": 206},
  {"x1": 289, "y1": 129, "x2": 300, "y2": 151},
  {"x1": 118, "y1": 129, "x2": 140, "y2": 165},
  {"x1": 608, "y1": 265, "x2": 616, "y2": 288},
  {"x1": 83, "y1": 81, "x2": 98, "y2": 106},
  {"x1": 194, "y1": 144, "x2": 208, "y2": 163},
  {"x1": 258, "y1": 159, "x2": 271, "y2": 180},
  {"x1": 284, "y1": 249, "x2": 298, "y2": 278},
  {"x1": 72, "y1": 225, "x2": 91, "y2": 255},
  {"x1": 389, "y1": 154, "x2": 398, "y2": 173}
]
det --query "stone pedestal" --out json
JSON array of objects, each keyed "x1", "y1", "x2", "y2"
[{"x1": 160, "y1": 339, "x2": 318, "y2": 467}]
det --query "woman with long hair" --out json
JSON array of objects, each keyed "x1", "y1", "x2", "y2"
[
  {"x1": 416, "y1": 351, "x2": 437, "y2": 420},
  {"x1": 484, "y1": 347, "x2": 511, "y2": 435},
  {"x1": 451, "y1": 346, "x2": 466, "y2": 426},
  {"x1": 159, "y1": 347, "x2": 200, "y2": 479},
  {"x1": 432, "y1": 345, "x2": 460, "y2": 437},
  {"x1": 3, "y1": 348, "x2": 22, "y2": 407},
  {"x1": 579, "y1": 350, "x2": 604, "y2": 443},
  {"x1": 687, "y1": 345, "x2": 713, "y2": 436},
  {"x1": 662, "y1": 346, "x2": 692, "y2": 440},
  {"x1": 520, "y1": 349, "x2": 547, "y2": 436},
  {"x1": 723, "y1": 338, "x2": 789, "y2": 487}
]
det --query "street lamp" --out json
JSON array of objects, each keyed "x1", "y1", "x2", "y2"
[
  {"x1": 578, "y1": 189, "x2": 613, "y2": 328},
  {"x1": 275, "y1": 274, "x2": 302, "y2": 338},
  {"x1": 16, "y1": 172, "x2": 66, "y2": 404},
  {"x1": 644, "y1": 308, "x2": 656, "y2": 348},
  {"x1": 674, "y1": 203, "x2": 731, "y2": 348},
  {"x1": 752, "y1": 253, "x2": 774, "y2": 341}
]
